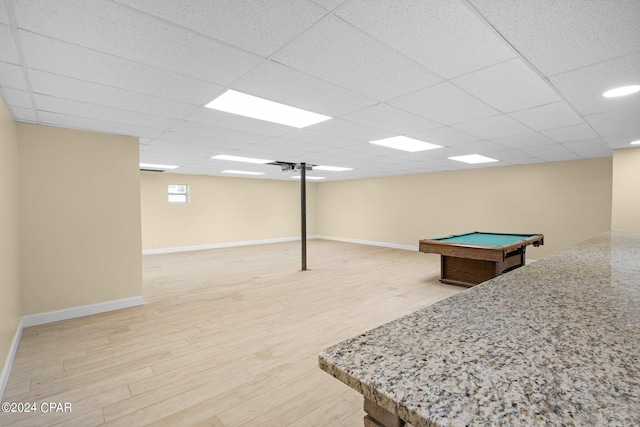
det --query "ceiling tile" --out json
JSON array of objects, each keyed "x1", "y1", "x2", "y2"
[
  {"x1": 490, "y1": 149, "x2": 537, "y2": 162},
  {"x1": 183, "y1": 108, "x2": 294, "y2": 137},
  {"x1": 585, "y1": 106, "x2": 640, "y2": 138},
  {"x1": 10, "y1": 106, "x2": 37, "y2": 122},
  {"x1": 453, "y1": 114, "x2": 533, "y2": 139},
  {"x1": 13, "y1": 0, "x2": 263, "y2": 84},
  {"x1": 159, "y1": 131, "x2": 252, "y2": 151},
  {"x1": 305, "y1": 118, "x2": 394, "y2": 142},
  {"x1": 232, "y1": 144, "x2": 309, "y2": 161},
  {"x1": 340, "y1": 103, "x2": 440, "y2": 134},
  {"x1": 232, "y1": 60, "x2": 376, "y2": 117},
  {"x1": 38, "y1": 111, "x2": 163, "y2": 138},
  {"x1": 0, "y1": 61, "x2": 27, "y2": 90},
  {"x1": 537, "y1": 153, "x2": 582, "y2": 162},
  {"x1": 577, "y1": 149, "x2": 612, "y2": 159},
  {"x1": 114, "y1": 0, "x2": 327, "y2": 57},
  {"x1": 493, "y1": 132, "x2": 557, "y2": 149},
  {"x1": 170, "y1": 120, "x2": 267, "y2": 144},
  {"x1": 549, "y1": 52, "x2": 640, "y2": 116},
  {"x1": 451, "y1": 140, "x2": 511, "y2": 154},
  {"x1": 34, "y1": 94, "x2": 179, "y2": 129},
  {"x1": 0, "y1": 1, "x2": 8, "y2": 25},
  {"x1": 452, "y1": 58, "x2": 560, "y2": 113},
  {"x1": 602, "y1": 134, "x2": 638, "y2": 149},
  {"x1": 519, "y1": 143, "x2": 574, "y2": 158},
  {"x1": 562, "y1": 138, "x2": 611, "y2": 153},
  {"x1": 2, "y1": 87, "x2": 31, "y2": 108},
  {"x1": 389, "y1": 82, "x2": 499, "y2": 125},
  {"x1": 541, "y1": 124, "x2": 599, "y2": 143},
  {"x1": 28, "y1": 70, "x2": 196, "y2": 118},
  {"x1": 257, "y1": 137, "x2": 327, "y2": 154},
  {"x1": 279, "y1": 129, "x2": 361, "y2": 148},
  {"x1": 336, "y1": 0, "x2": 516, "y2": 79},
  {"x1": 311, "y1": 0, "x2": 345, "y2": 11},
  {"x1": 311, "y1": 146, "x2": 382, "y2": 161},
  {"x1": 271, "y1": 15, "x2": 441, "y2": 101},
  {"x1": 146, "y1": 139, "x2": 218, "y2": 155},
  {"x1": 0, "y1": 24, "x2": 19, "y2": 64},
  {"x1": 20, "y1": 31, "x2": 225, "y2": 105},
  {"x1": 468, "y1": 0, "x2": 640, "y2": 75},
  {"x1": 508, "y1": 102, "x2": 584, "y2": 131},
  {"x1": 407, "y1": 126, "x2": 481, "y2": 147}
]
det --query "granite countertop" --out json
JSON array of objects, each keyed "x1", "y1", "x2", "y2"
[{"x1": 319, "y1": 232, "x2": 640, "y2": 426}]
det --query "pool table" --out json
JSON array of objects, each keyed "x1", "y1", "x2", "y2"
[{"x1": 419, "y1": 231, "x2": 544, "y2": 287}]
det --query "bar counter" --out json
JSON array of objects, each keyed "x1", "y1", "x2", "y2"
[{"x1": 319, "y1": 232, "x2": 640, "y2": 426}]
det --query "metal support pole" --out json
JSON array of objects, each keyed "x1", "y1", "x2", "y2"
[{"x1": 300, "y1": 162, "x2": 307, "y2": 271}]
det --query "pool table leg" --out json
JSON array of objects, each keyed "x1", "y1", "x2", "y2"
[{"x1": 363, "y1": 398, "x2": 405, "y2": 427}]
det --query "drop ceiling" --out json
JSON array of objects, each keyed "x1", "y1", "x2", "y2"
[{"x1": 1, "y1": 0, "x2": 638, "y2": 181}]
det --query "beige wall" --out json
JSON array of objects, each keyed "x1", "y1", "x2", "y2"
[
  {"x1": 611, "y1": 147, "x2": 640, "y2": 231},
  {"x1": 317, "y1": 158, "x2": 613, "y2": 259},
  {"x1": 18, "y1": 124, "x2": 142, "y2": 315},
  {"x1": 0, "y1": 100, "x2": 21, "y2": 379},
  {"x1": 140, "y1": 172, "x2": 317, "y2": 250}
]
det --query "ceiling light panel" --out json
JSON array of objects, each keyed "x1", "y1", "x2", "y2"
[
  {"x1": 369, "y1": 136, "x2": 442, "y2": 152},
  {"x1": 448, "y1": 154, "x2": 498, "y2": 164},
  {"x1": 602, "y1": 85, "x2": 640, "y2": 98},
  {"x1": 211, "y1": 154, "x2": 273, "y2": 164},
  {"x1": 221, "y1": 170, "x2": 264, "y2": 175},
  {"x1": 140, "y1": 163, "x2": 179, "y2": 169},
  {"x1": 291, "y1": 176, "x2": 326, "y2": 180},
  {"x1": 205, "y1": 89, "x2": 332, "y2": 128},
  {"x1": 313, "y1": 165, "x2": 353, "y2": 171}
]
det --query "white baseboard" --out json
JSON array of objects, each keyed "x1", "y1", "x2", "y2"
[
  {"x1": 21, "y1": 296, "x2": 145, "y2": 328},
  {"x1": 142, "y1": 236, "x2": 319, "y2": 255},
  {"x1": 0, "y1": 318, "x2": 23, "y2": 400},
  {"x1": 315, "y1": 235, "x2": 418, "y2": 251}
]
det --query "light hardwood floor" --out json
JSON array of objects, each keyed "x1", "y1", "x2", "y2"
[{"x1": 1, "y1": 240, "x2": 462, "y2": 427}]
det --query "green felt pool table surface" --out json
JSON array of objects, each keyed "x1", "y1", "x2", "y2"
[{"x1": 429, "y1": 232, "x2": 540, "y2": 247}]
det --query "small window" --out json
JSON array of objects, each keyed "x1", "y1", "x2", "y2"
[{"x1": 168, "y1": 184, "x2": 189, "y2": 204}]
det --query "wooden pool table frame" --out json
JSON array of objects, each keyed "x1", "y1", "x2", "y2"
[{"x1": 419, "y1": 232, "x2": 544, "y2": 287}]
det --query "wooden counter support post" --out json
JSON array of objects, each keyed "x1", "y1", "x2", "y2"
[{"x1": 364, "y1": 399, "x2": 405, "y2": 427}]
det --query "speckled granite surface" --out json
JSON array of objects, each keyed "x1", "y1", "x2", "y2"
[{"x1": 319, "y1": 232, "x2": 640, "y2": 426}]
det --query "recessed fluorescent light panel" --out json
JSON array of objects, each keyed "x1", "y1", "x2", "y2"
[
  {"x1": 313, "y1": 165, "x2": 353, "y2": 171},
  {"x1": 291, "y1": 176, "x2": 326, "y2": 180},
  {"x1": 140, "y1": 163, "x2": 179, "y2": 169},
  {"x1": 369, "y1": 136, "x2": 442, "y2": 152},
  {"x1": 602, "y1": 85, "x2": 640, "y2": 98},
  {"x1": 205, "y1": 89, "x2": 332, "y2": 128},
  {"x1": 631, "y1": 140, "x2": 640, "y2": 145},
  {"x1": 221, "y1": 170, "x2": 264, "y2": 175},
  {"x1": 211, "y1": 154, "x2": 273, "y2": 164},
  {"x1": 448, "y1": 154, "x2": 498, "y2": 164}
]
